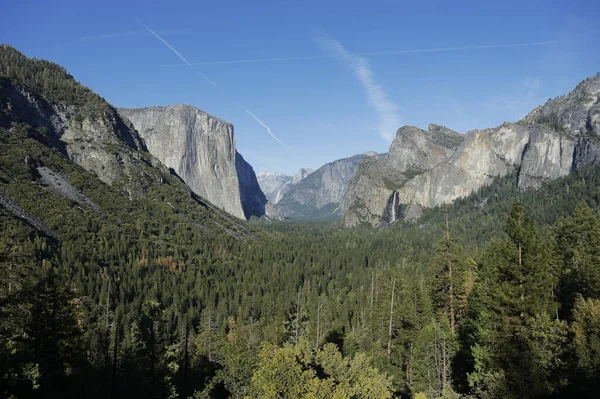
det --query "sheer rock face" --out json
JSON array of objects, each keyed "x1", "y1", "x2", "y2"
[
  {"x1": 343, "y1": 73, "x2": 600, "y2": 227},
  {"x1": 343, "y1": 125, "x2": 463, "y2": 227},
  {"x1": 274, "y1": 152, "x2": 377, "y2": 220},
  {"x1": 292, "y1": 168, "x2": 313, "y2": 185},
  {"x1": 236, "y1": 152, "x2": 268, "y2": 219},
  {"x1": 257, "y1": 168, "x2": 313, "y2": 204},
  {"x1": 119, "y1": 105, "x2": 266, "y2": 220}
]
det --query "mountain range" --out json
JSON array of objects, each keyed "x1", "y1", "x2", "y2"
[
  {"x1": 0, "y1": 44, "x2": 253, "y2": 241},
  {"x1": 1, "y1": 44, "x2": 599, "y2": 229},
  {"x1": 266, "y1": 152, "x2": 377, "y2": 220},
  {"x1": 343, "y1": 74, "x2": 600, "y2": 226},
  {"x1": 257, "y1": 168, "x2": 313, "y2": 204}
]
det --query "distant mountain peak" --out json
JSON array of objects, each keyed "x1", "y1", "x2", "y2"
[
  {"x1": 257, "y1": 167, "x2": 312, "y2": 204},
  {"x1": 292, "y1": 168, "x2": 313, "y2": 184},
  {"x1": 271, "y1": 152, "x2": 375, "y2": 220}
]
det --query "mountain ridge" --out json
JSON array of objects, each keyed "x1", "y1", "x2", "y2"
[
  {"x1": 0, "y1": 45, "x2": 255, "y2": 235},
  {"x1": 343, "y1": 73, "x2": 600, "y2": 227},
  {"x1": 274, "y1": 151, "x2": 377, "y2": 220},
  {"x1": 257, "y1": 168, "x2": 313, "y2": 204}
]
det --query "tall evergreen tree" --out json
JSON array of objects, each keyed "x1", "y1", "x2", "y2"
[{"x1": 555, "y1": 201, "x2": 600, "y2": 318}]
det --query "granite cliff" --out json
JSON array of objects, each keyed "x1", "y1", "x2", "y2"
[
  {"x1": 118, "y1": 105, "x2": 267, "y2": 220},
  {"x1": 0, "y1": 45, "x2": 252, "y2": 238},
  {"x1": 257, "y1": 168, "x2": 313, "y2": 204},
  {"x1": 275, "y1": 152, "x2": 377, "y2": 220},
  {"x1": 343, "y1": 73, "x2": 600, "y2": 227}
]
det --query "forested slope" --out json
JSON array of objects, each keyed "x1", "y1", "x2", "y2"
[
  {"x1": 2, "y1": 45, "x2": 600, "y2": 399},
  {"x1": 3, "y1": 123, "x2": 600, "y2": 398}
]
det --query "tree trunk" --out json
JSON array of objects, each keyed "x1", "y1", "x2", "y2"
[
  {"x1": 294, "y1": 289, "x2": 301, "y2": 345},
  {"x1": 315, "y1": 303, "x2": 321, "y2": 349},
  {"x1": 110, "y1": 322, "x2": 119, "y2": 399},
  {"x1": 387, "y1": 279, "x2": 396, "y2": 359},
  {"x1": 446, "y1": 212, "x2": 456, "y2": 334}
]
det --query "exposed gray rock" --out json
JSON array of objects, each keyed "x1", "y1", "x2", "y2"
[
  {"x1": 275, "y1": 152, "x2": 377, "y2": 220},
  {"x1": 119, "y1": 105, "x2": 266, "y2": 220},
  {"x1": 292, "y1": 168, "x2": 313, "y2": 185},
  {"x1": 236, "y1": 152, "x2": 267, "y2": 219},
  {"x1": 343, "y1": 73, "x2": 600, "y2": 227},
  {"x1": 257, "y1": 168, "x2": 313, "y2": 204},
  {"x1": 0, "y1": 77, "x2": 162, "y2": 199},
  {"x1": 523, "y1": 73, "x2": 600, "y2": 137},
  {"x1": 343, "y1": 125, "x2": 462, "y2": 227},
  {"x1": 0, "y1": 186, "x2": 58, "y2": 239},
  {"x1": 37, "y1": 166, "x2": 103, "y2": 214},
  {"x1": 257, "y1": 172, "x2": 292, "y2": 203}
]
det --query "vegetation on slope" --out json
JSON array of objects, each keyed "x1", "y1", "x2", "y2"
[
  {"x1": 2, "y1": 115, "x2": 600, "y2": 397},
  {"x1": 2, "y1": 44, "x2": 600, "y2": 399},
  {"x1": 0, "y1": 45, "x2": 110, "y2": 117}
]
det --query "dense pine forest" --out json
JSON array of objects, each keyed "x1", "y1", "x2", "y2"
[
  {"x1": 2, "y1": 45, "x2": 600, "y2": 399},
  {"x1": 2, "y1": 125, "x2": 600, "y2": 398}
]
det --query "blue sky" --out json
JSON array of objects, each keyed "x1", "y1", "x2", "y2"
[{"x1": 2, "y1": 0, "x2": 599, "y2": 175}]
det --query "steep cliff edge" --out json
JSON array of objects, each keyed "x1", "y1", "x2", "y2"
[
  {"x1": 118, "y1": 105, "x2": 266, "y2": 220},
  {"x1": 0, "y1": 46, "x2": 170, "y2": 199},
  {"x1": 343, "y1": 74, "x2": 600, "y2": 227},
  {"x1": 257, "y1": 168, "x2": 313, "y2": 204},
  {"x1": 236, "y1": 151, "x2": 268, "y2": 218},
  {"x1": 343, "y1": 125, "x2": 463, "y2": 226},
  {"x1": 275, "y1": 152, "x2": 377, "y2": 220},
  {"x1": 0, "y1": 45, "x2": 253, "y2": 240}
]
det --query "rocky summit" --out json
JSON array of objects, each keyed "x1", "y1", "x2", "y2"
[
  {"x1": 119, "y1": 105, "x2": 267, "y2": 220},
  {"x1": 274, "y1": 152, "x2": 377, "y2": 220},
  {"x1": 257, "y1": 168, "x2": 313, "y2": 204},
  {"x1": 343, "y1": 73, "x2": 600, "y2": 227}
]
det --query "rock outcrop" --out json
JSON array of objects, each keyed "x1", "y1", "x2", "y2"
[
  {"x1": 0, "y1": 186, "x2": 58, "y2": 239},
  {"x1": 343, "y1": 73, "x2": 600, "y2": 227},
  {"x1": 236, "y1": 152, "x2": 268, "y2": 218},
  {"x1": 0, "y1": 71, "x2": 161, "y2": 200},
  {"x1": 275, "y1": 152, "x2": 377, "y2": 220},
  {"x1": 257, "y1": 168, "x2": 313, "y2": 204},
  {"x1": 1, "y1": 45, "x2": 254, "y2": 240},
  {"x1": 38, "y1": 166, "x2": 103, "y2": 214},
  {"x1": 343, "y1": 125, "x2": 463, "y2": 226},
  {"x1": 119, "y1": 105, "x2": 266, "y2": 220}
]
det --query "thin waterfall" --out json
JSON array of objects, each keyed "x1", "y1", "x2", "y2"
[{"x1": 383, "y1": 191, "x2": 404, "y2": 224}]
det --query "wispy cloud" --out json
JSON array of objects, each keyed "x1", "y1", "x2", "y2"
[
  {"x1": 315, "y1": 32, "x2": 400, "y2": 142},
  {"x1": 135, "y1": 18, "x2": 216, "y2": 86},
  {"x1": 359, "y1": 41, "x2": 558, "y2": 57},
  {"x1": 245, "y1": 109, "x2": 285, "y2": 146},
  {"x1": 156, "y1": 40, "x2": 558, "y2": 67}
]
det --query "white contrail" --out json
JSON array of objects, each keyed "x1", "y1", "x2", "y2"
[
  {"x1": 136, "y1": 18, "x2": 217, "y2": 86},
  {"x1": 245, "y1": 109, "x2": 285, "y2": 146},
  {"x1": 156, "y1": 40, "x2": 558, "y2": 67},
  {"x1": 79, "y1": 29, "x2": 184, "y2": 42},
  {"x1": 316, "y1": 32, "x2": 400, "y2": 142},
  {"x1": 134, "y1": 19, "x2": 281, "y2": 141}
]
